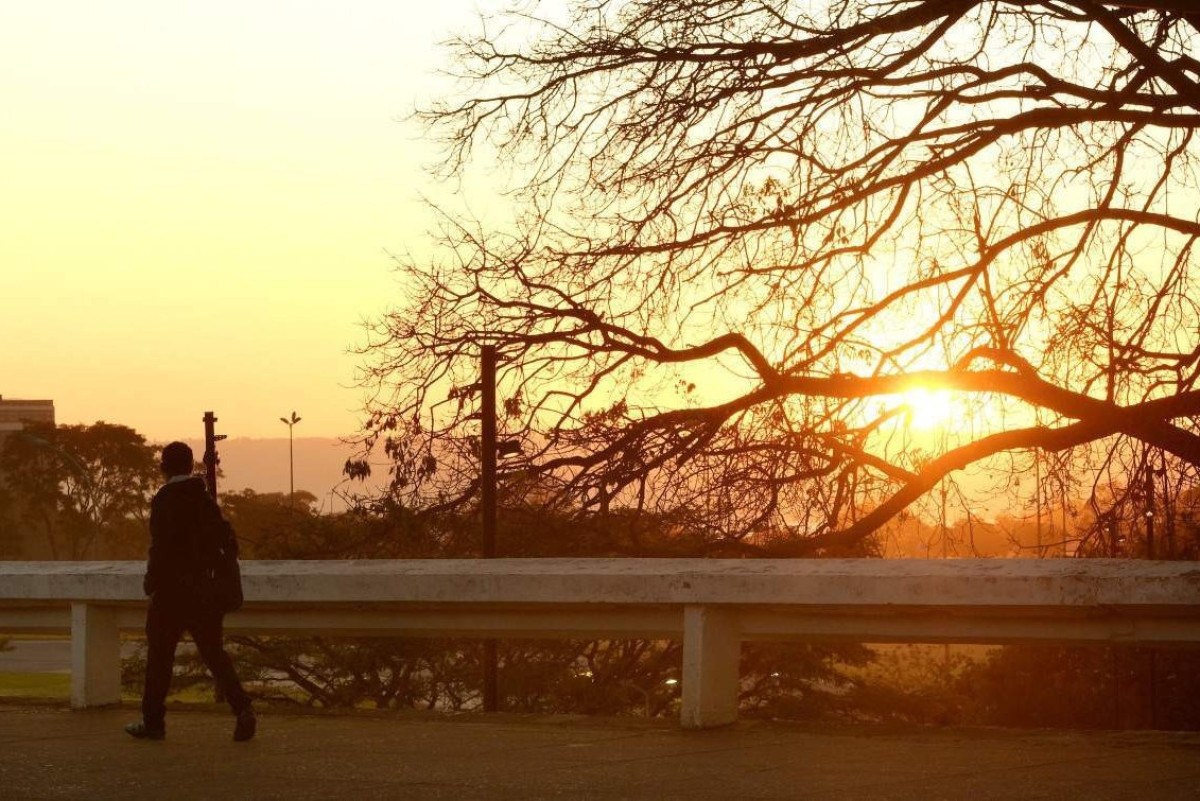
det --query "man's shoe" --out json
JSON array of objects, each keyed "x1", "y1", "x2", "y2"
[
  {"x1": 124, "y1": 721, "x2": 165, "y2": 740},
  {"x1": 233, "y1": 708, "x2": 257, "y2": 742}
]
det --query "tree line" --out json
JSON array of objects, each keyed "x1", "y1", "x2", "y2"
[
  {"x1": 1, "y1": 419, "x2": 1197, "y2": 726},
  {"x1": 351, "y1": 0, "x2": 1200, "y2": 559}
]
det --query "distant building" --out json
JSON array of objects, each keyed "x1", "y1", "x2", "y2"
[
  {"x1": 0, "y1": 395, "x2": 56, "y2": 442},
  {"x1": 0, "y1": 396, "x2": 56, "y2": 558}
]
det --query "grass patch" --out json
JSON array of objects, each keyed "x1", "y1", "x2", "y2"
[
  {"x1": 0, "y1": 672, "x2": 71, "y2": 699},
  {"x1": 2, "y1": 634, "x2": 70, "y2": 642},
  {"x1": 0, "y1": 671, "x2": 198, "y2": 703}
]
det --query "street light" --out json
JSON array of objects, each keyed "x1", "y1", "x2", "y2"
[
  {"x1": 279, "y1": 411, "x2": 301, "y2": 509},
  {"x1": 11, "y1": 431, "x2": 91, "y2": 486},
  {"x1": 10, "y1": 430, "x2": 95, "y2": 560}
]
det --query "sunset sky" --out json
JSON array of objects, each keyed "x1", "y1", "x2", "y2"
[{"x1": 1, "y1": 1, "x2": 476, "y2": 441}]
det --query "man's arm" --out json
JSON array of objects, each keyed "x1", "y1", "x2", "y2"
[
  {"x1": 144, "y1": 495, "x2": 164, "y2": 597},
  {"x1": 200, "y1": 492, "x2": 238, "y2": 558}
]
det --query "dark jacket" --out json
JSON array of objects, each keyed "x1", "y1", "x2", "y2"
[{"x1": 145, "y1": 476, "x2": 236, "y2": 607}]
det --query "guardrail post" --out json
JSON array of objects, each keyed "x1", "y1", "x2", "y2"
[
  {"x1": 70, "y1": 603, "x2": 121, "y2": 708},
  {"x1": 681, "y1": 605, "x2": 740, "y2": 729}
]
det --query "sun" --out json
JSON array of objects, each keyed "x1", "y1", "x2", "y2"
[{"x1": 901, "y1": 389, "x2": 955, "y2": 432}]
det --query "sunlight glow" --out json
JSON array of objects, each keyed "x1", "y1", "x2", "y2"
[
  {"x1": 0, "y1": 1, "x2": 464, "y2": 439},
  {"x1": 902, "y1": 389, "x2": 955, "y2": 432}
]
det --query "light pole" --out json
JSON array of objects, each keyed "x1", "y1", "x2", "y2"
[
  {"x1": 11, "y1": 431, "x2": 94, "y2": 560},
  {"x1": 279, "y1": 411, "x2": 301, "y2": 509},
  {"x1": 480, "y1": 346, "x2": 498, "y2": 712},
  {"x1": 203, "y1": 411, "x2": 226, "y2": 500},
  {"x1": 12, "y1": 430, "x2": 91, "y2": 486}
]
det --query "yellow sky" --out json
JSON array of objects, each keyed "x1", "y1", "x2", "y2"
[{"x1": 1, "y1": 1, "x2": 474, "y2": 440}]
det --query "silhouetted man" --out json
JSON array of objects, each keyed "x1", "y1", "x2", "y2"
[{"x1": 125, "y1": 441, "x2": 256, "y2": 741}]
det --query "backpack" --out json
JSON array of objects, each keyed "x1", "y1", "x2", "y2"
[{"x1": 192, "y1": 513, "x2": 244, "y2": 614}]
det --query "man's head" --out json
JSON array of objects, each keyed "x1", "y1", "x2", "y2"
[{"x1": 160, "y1": 441, "x2": 194, "y2": 478}]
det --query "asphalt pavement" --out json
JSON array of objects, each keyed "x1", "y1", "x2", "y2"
[
  {"x1": 1, "y1": 702, "x2": 1198, "y2": 800},
  {"x1": 0, "y1": 640, "x2": 72, "y2": 673},
  {"x1": 0, "y1": 638, "x2": 163, "y2": 673}
]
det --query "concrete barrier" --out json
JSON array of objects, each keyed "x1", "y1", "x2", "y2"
[{"x1": 2, "y1": 558, "x2": 1199, "y2": 728}]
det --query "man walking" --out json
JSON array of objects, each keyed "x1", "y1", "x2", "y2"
[{"x1": 125, "y1": 441, "x2": 256, "y2": 741}]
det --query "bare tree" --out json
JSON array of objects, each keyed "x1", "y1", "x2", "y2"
[{"x1": 354, "y1": 0, "x2": 1200, "y2": 555}]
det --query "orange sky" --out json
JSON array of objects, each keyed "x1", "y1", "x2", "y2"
[{"x1": 1, "y1": 1, "x2": 476, "y2": 441}]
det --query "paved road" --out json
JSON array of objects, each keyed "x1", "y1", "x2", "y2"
[
  {"x1": 1, "y1": 702, "x2": 1198, "y2": 800},
  {"x1": 0, "y1": 640, "x2": 71, "y2": 672},
  {"x1": 0, "y1": 639, "x2": 145, "y2": 673}
]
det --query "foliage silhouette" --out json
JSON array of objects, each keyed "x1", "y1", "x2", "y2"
[
  {"x1": 352, "y1": 0, "x2": 1200, "y2": 553},
  {"x1": 0, "y1": 422, "x2": 158, "y2": 559}
]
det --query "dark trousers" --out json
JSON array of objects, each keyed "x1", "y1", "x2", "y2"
[{"x1": 142, "y1": 599, "x2": 251, "y2": 729}]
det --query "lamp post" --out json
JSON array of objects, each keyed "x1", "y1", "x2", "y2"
[
  {"x1": 279, "y1": 411, "x2": 301, "y2": 509},
  {"x1": 202, "y1": 412, "x2": 227, "y2": 501},
  {"x1": 12, "y1": 430, "x2": 91, "y2": 487},
  {"x1": 11, "y1": 431, "x2": 95, "y2": 559},
  {"x1": 480, "y1": 346, "x2": 498, "y2": 712},
  {"x1": 476, "y1": 345, "x2": 523, "y2": 712}
]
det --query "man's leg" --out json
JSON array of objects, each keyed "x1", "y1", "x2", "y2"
[
  {"x1": 188, "y1": 610, "x2": 252, "y2": 715},
  {"x1": 141, "y1": 601, "x2": 183, "y2": 732},
  {"x1": 189, "y1": 609, "x2": 256, "y2": 740}
]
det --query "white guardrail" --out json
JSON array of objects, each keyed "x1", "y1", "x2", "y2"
[{"x1": 2, "y1": 558, "x2": 1199, "y2": 728}]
